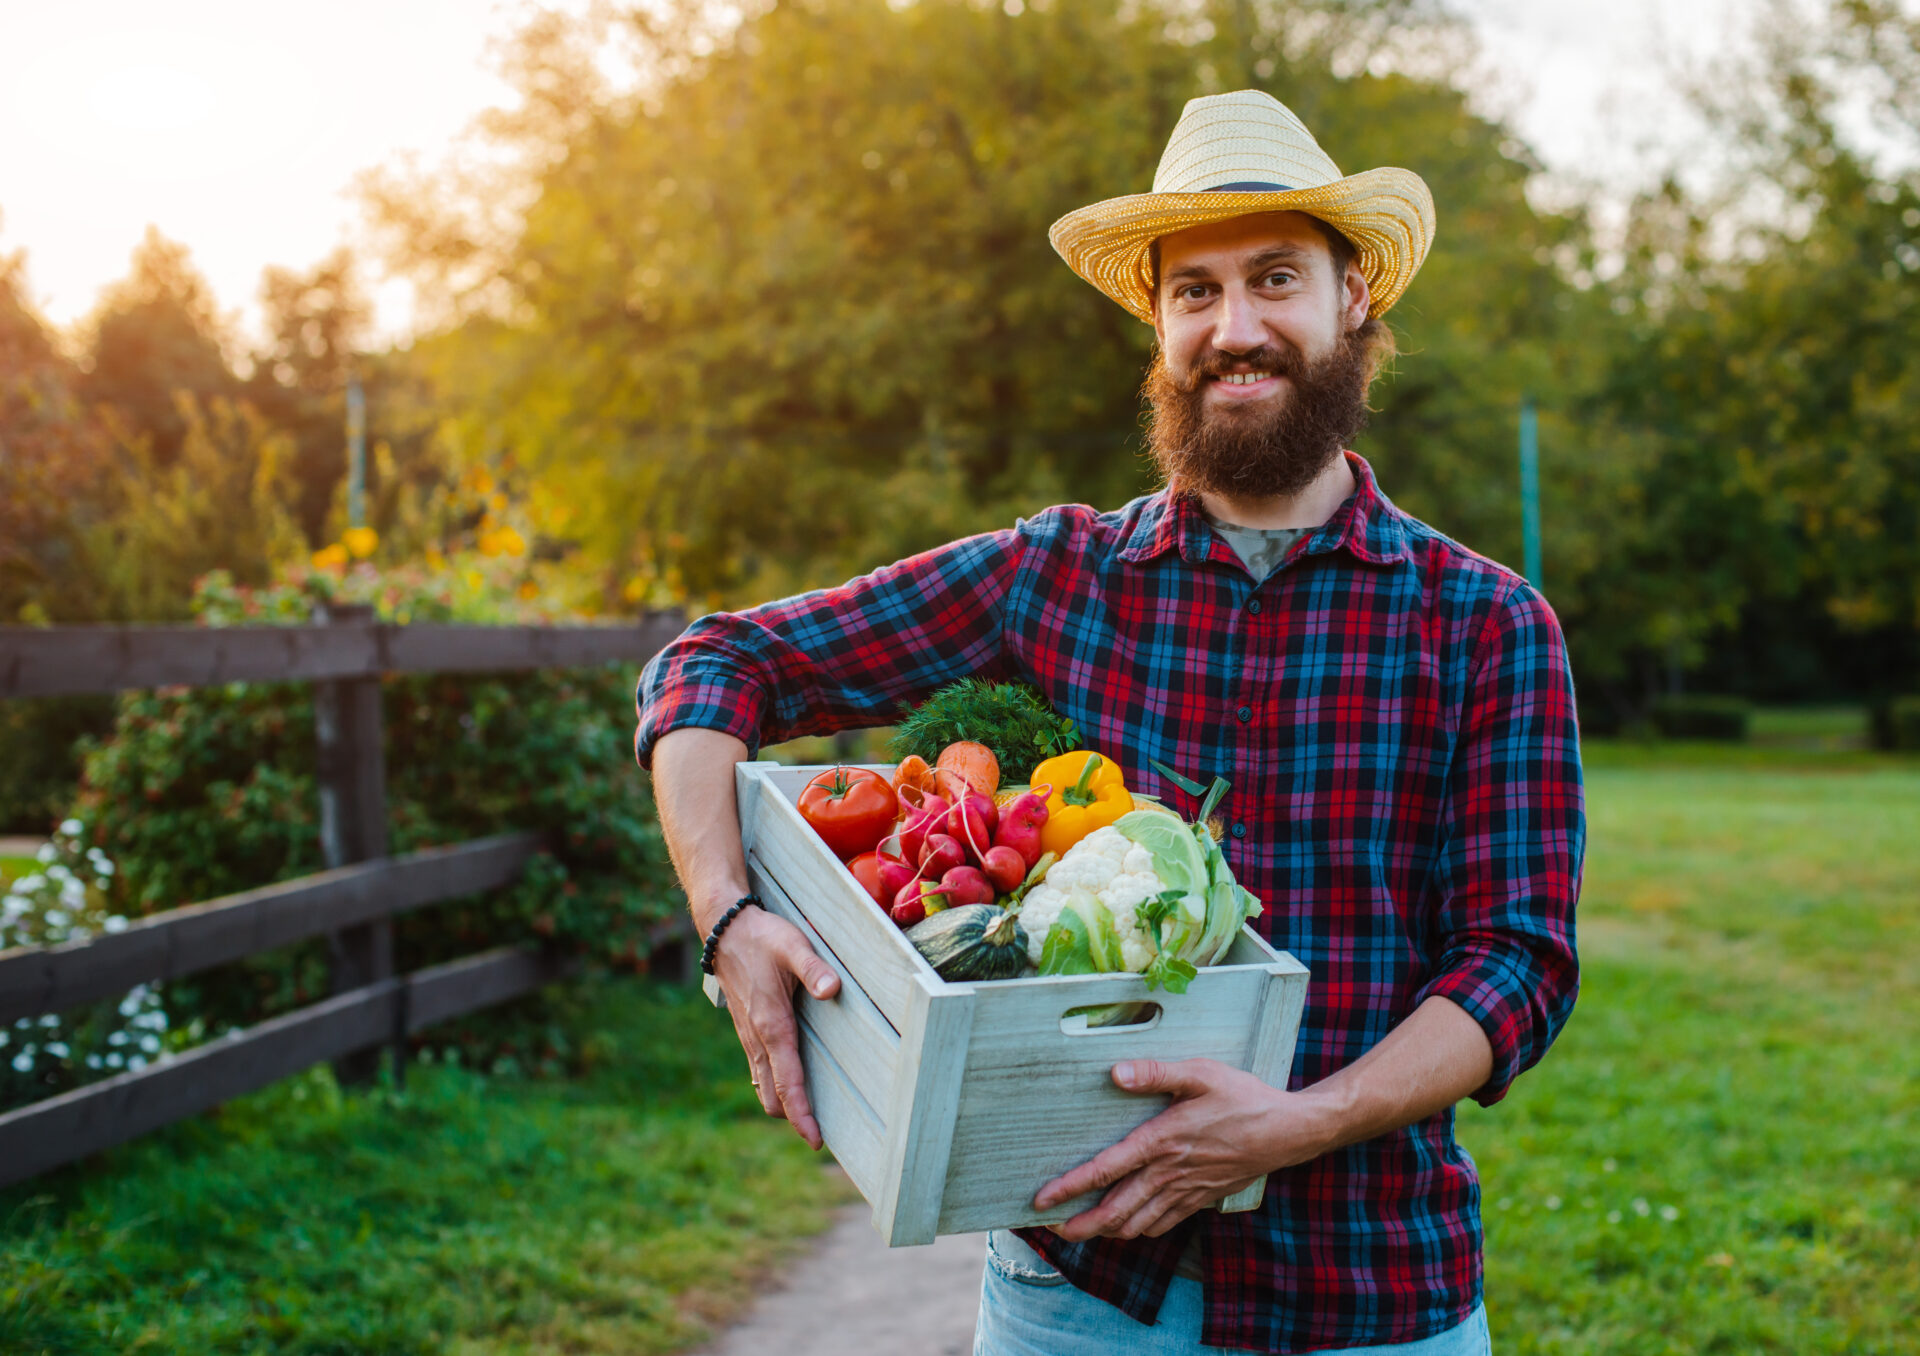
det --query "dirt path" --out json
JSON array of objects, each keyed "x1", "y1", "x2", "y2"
[{"x1": 694, "y1": 1204, "x2": 985, "y2": 1356}]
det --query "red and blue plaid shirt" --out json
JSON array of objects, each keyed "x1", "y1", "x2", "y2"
[{"x1": 636, "y1": 453, "x2": 1584, "y2": 1353}]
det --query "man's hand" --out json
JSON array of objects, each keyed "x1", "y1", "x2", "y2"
[
  {"x1": 1033, "y1": 996, "x2": 1495, "y2": 1243},
  {"x1": 1033, "y1": 1058, "x2": 1339, "y2": 1242},
  {"x1": 651, "y1": 726, "x2": 844, "y2": 1149},
  {"x1": 711, "y1": 905, "x2": 841, "y2": 1148}
]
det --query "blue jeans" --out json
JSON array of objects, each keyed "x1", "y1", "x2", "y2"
[{"x1": 974, "y1": 1230, "x2": 1492, "y2": 1355}]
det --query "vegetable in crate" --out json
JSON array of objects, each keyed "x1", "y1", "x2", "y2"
[
  {"x1": 1022, "y1": 768, "x2": 1261, "y2": 1023},
  {"x1": 1030, "y1": 751, "x2": 1135, "y2": 856},
  {"x1": 889, "y1": 680, "x2": 1080, "y2": 784},
  {"x1": 798, "y1": 765, "x2": 896, "y2": 860},
  {"x1": 908, "y1": 904, "x2": 1029, "y2": 981}
]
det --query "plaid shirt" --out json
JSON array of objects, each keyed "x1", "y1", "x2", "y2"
[{"x1": 635, "y1": 453, "x2": 1584, "y2": 1353}]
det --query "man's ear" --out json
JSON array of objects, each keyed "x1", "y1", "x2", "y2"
[{"x1": 1343, "y1": 260, "x2": 1371, "y2": 331}]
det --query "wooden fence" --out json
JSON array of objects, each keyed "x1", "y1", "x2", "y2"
[{"x1": 0, "y1": 605, "x2": 686, "y2": 1187}]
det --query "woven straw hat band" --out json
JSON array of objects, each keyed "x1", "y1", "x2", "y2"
[{"x1": 1049, "y1": 90, "x2": 1435, "y2": 322}]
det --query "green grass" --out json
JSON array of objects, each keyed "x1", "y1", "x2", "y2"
[
  {"x1": 1, "y1": 854, "x2": 39, "y2": 888},
  {"x1": 1463, "y1": 742, "x2": 1920, "y2": 1354},
  {"x1": 0, "y1": 980, "x2": 855, "y2": 1354}
]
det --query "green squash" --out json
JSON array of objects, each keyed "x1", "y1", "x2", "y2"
[{"x1": 907, "y1": 904, "x2": 1029, "y2": 982}]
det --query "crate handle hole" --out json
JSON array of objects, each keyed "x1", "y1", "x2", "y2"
[{"x1": 1060, "y1": 1004, "x2": 1163, "y2": 1035}]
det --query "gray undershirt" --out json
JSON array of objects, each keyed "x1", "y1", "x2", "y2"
[{"x1": 1206, "y1": 516, "x2": 1313, "y2": 583}]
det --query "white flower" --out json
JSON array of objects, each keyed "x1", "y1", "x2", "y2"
[{"x1": 59, "y1": 819, "x2": 82, "y2": 837}]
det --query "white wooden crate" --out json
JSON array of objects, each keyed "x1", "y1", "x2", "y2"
[{"x1": 707, "y1": 760, "x2": 1310, "y2": 1247}]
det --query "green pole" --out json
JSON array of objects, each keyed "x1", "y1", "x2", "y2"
[
  {"x1": 346, "y1": 374, "x2": 367, "y2": 529},
  {"x1": 1519, "y1": 396, "x2": 1542, "y2": 590}
]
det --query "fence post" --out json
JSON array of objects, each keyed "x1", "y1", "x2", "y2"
[{"x1": 312, "y1": 601, "x2": 398, "y2": 1086}]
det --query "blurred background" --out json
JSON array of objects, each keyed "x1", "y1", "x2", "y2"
[{"x1": 1, "y1": 2, "x2": 1915, "y2": 1352}]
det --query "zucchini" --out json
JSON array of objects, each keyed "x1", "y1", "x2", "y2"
[{"x1": 907, "y1": 904, "x2": 1029, "y2": 981}]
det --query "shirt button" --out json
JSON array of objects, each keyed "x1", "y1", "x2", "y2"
[
  {"x1": 1247, "y1": 598, "x2": 1262, "y2": 615},
  {"x1": 1236, "y1": 706, "x2": 1252, "y2": 724},
  {"x1": 1230, "y1": 822, "x2": 1248, "y2": 840}
]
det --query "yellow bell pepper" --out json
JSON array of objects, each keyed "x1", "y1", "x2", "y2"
[{"x1": 1032, "y1": 750, "x2": 1134, "y2": 857}]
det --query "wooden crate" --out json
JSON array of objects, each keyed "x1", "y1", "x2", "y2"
[{"x1": 706, "y1": 761, "x2": 1309, "y2": 1247}]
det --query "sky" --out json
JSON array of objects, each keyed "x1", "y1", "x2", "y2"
[{"x1": 0, "y1": 0, "x2": 1752, "y2": 344}]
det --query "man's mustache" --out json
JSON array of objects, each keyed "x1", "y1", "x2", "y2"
[{"x1": 1170, "y1": 344, "x2": 1311, "y2": 393}]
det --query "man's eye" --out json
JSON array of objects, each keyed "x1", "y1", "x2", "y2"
[
  {"x1": 1263, "y1": 272, "x2": 1295, "y2": 287},
  {"x1": 1181, "y1": 285, "x2": 1210, "y2": 301}
]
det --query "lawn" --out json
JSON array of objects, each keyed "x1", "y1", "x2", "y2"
[
  {"x1": 1462, "y1": 741, "x2": 1920, "y2": 1354},
  {"x1": 0, "y1": 980, "x2": 854, "y2": 1354}
]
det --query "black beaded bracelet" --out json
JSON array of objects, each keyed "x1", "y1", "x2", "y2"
[{"x1": 699, "y1": 895, "x2": 764, "y2": 976}]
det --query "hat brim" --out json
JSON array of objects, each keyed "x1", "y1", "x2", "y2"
[{"x1": 1047, "y1": 166, "x2": 1435, "y2": 323}]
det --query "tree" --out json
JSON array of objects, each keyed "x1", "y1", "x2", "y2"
[
  {"x1": 370, "y1": 0, "x2": 1608, "y2": 617},
  {"x1": 79, "y1": 227, "x2": 237, "y2": 466}
]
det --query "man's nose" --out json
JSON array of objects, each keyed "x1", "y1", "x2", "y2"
[{"x1": 1210, "y1": 285, "x2": 1268, "y2": 355}]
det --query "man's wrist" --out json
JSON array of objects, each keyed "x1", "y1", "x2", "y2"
[{"x1": 690, "y1": 884, "x2": 755, "y2": 936}]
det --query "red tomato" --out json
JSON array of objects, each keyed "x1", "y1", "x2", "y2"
[{"x1": 798, "y1": 766, "x2": 897, "y2": 860}]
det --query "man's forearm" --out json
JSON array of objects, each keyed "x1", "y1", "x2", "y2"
[
  {"x1": 651, "y1": 726, "x2": 755, "y2": 935},
  {"x1": 1293, "y1": 996, "x2": 1494, "y2": 1156}
]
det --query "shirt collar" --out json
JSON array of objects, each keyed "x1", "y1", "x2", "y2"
[{"x1": 1117, "y1": 451, "x2": 1413, "y2": 569}]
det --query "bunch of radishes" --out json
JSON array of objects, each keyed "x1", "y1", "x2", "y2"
[{"x1": 838, "y1": 742, "x2": 1054, "y2": 929}]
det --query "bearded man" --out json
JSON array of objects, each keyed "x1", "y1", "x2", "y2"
[{"x1": 637, "y1": 91, "x2": 1583, "y2": 1355}]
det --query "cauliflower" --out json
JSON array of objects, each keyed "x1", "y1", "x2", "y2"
[{"x1": 1017, "y1": 826, "x2": 1179, "y2": 970}]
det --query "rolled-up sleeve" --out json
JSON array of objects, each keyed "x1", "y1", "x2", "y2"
[
  {"x1": 1417, "y1": 581, "x2": 1585, "y2": 1106},
  {"x1": 634, "y1": 527, "x2": 1031, "y2": 770}
]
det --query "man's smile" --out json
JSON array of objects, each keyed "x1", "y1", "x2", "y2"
[{"x1": 1207, "y1": 369, "x2": 1282, "y2": 399}]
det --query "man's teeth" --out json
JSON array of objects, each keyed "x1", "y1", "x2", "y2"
[{"x1": 1219, "y1": 372, "x2": 1273, "y2": 385}]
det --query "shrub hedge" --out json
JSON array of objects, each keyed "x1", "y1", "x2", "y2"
[
  {"x1": 1649, "y1": 694, "x2": 1752, "y2": 742},
  {"x1": 2, "y1": 560, "x2": 679, "y2": 1106}
]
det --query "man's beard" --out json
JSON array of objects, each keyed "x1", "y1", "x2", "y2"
[{"x1": 1143, "y1": 328, "x2": 1374, "y2": 501}]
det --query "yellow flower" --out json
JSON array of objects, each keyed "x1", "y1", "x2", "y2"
[
  {"x1": 312, "y1": 543, "x2": 349, "y2": 572},
  {"x1": 621, "y1": 576, "x2": 649, "y2": 604},
  {"x1": 517, "y1": 580, "x2": 541, "y2": 601},
  {"x1": 480, "y1": 525, "x2": 528, "y2": 558},
  {"x1": 342, "y1": 526, "x2": 378, "y2": 559},
  {"x1": 464, "y1": 569, "x2": 483, "y2": 590}
]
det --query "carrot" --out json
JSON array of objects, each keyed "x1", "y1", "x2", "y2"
[
  {"x1": 936, "y1": 740, "x2": 1000, "y2": 798},
  {"x1": 891, "y1": 754, "x2": 937, "y2": 799}
]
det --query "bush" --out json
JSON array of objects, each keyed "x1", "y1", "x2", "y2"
[
  {"x1": 1871, "y1": 695, "x2": 1920, "y2": 751},
  {"x1": 0, "y1": 695, "x2": 115, "y2": 835},
  {"x1": 1649, "y1": 695, "x2": 1752, "y2": 742},
  {"x1": 62, "y1": 560, "x2": 678, "y2": 1052},
  {"x1": 1, "y1": 820, "x2": 170, "y2": 1109}
]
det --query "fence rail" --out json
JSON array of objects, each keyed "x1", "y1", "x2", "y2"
[
  {"x1": 0, "y1": 611, "x2": 689, "y2": 1186},
  {"x1": 0, "y1": 613, "x2": 687, "y2": 698}
]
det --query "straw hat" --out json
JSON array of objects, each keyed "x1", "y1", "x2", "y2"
[{"x1": 1048, "y1": 90, "x2": 1435, "y2": 323}]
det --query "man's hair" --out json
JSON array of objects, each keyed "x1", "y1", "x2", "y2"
[{"x1": 1149, "y1": 218, "x2": 1397, "y2": 388}]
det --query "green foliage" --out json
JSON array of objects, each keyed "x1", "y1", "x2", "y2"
[
  {"x1": 371, "y1": 0, "x2": 1601, "y2": 617},
  {"x1": 1872, "y1": 694, "x2": 1920, "y2": 751},
  {"x1": 0, "y1": 979, "x2": 855, "y2": 1353},
  {"x1": 1648, "y1": 694, "x2": 1753, "y2": 742},
  {"x1": 0, "y1": 696, "x2": 115, "y2": 835},
  {"x1": 886, "y1": 679, "x2": 1078, "y2": 782},
  {"x1": 0, "y1": 823, "x2": 170, "y2": 1112},
  {"x1": 68, "y1": 563, "x2": 677, "y2": 1042},
  {"x1": 77, "y1": 227, "x2": 238, "y2": 468}
]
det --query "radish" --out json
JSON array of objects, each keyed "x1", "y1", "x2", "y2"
[
  {"x1": 892, "y1": 877, "x2": 939, "y2": 926},
  {"x1": 979, "y1": 844, "x2": 1027, "y2": 896},
  {"x1": 918, "y1": 832, "x2": 966, "y2": 879},
  {"x1": 993, "y1": 787, "x2": 1051, "y2": 868},
  {"x1": 931, "y1": 864, "x2": 995, "y2": 909},
  {"x1": 946, "y1": 790, "x2": 999, "y2": 862}
]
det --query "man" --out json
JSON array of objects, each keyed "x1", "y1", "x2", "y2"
[{"x1": 636, "y1": 90, "x2": 1582, "y2": 1354}]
